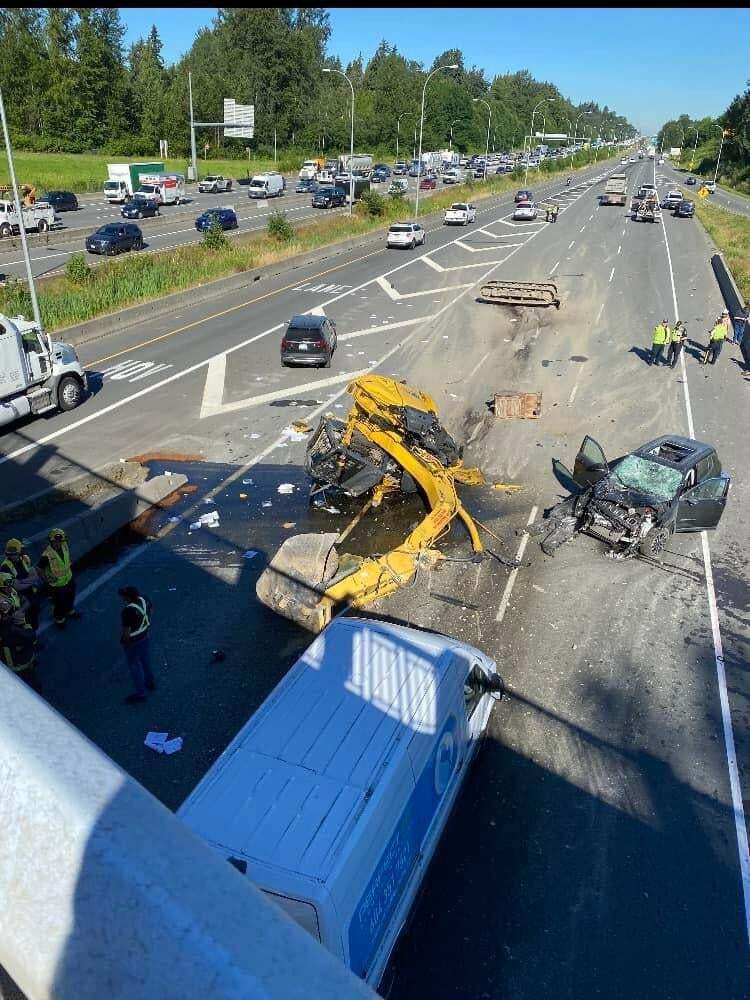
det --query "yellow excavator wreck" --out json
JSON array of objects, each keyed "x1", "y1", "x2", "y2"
[{"x1": 256, "y1": 374, "x2": 485, "y2": 632}]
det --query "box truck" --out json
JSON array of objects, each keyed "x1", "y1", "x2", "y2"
[
  {"x1": 135, "y1": 173, "x2": 185, "y2": 206},
  {"x1": 179, "y1": 617, "x2": 503, "y2": 989},
  {"x1": 247, "y1": 173, "x2": 285, "y2": 198},
  {"x1": 0, "y1": 314, "x2": 86, "y2": 429},
  {"x1": 103, "y1": 162, "x2": 164, "y2": 203}
]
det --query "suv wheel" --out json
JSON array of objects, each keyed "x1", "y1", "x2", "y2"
[{"x1": 639, "y1": 525, "x2": 671, "y2": 560}]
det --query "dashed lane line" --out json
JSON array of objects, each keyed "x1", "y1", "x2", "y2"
[{"x1": 495, "y1": 506, "x2": 538, "y2": 622}]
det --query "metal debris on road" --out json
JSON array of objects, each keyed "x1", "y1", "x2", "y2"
[
  {"x1": 291, "y1": 420, "x2": 312, "y2": 433},
  {"x1": 492, "y1": 482, "x2": 524, "y2": 493},
  {"x1": 493, "y1": 391, "x2": 543, "y2": 419},
  {"x1": 277, "y1": 483, "x2": 295, "y2": 494},
  {"x1": 243, "y1": 550, "x2": 259, "y2": 560}
]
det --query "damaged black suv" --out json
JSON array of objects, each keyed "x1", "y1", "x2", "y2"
[{"x1": 533, "y1": 435, "x2": 730, "y2": 560}]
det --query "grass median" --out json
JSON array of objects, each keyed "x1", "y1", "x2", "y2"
[
  {"x1": 692, "y1": 195, "x2": 750, "y2": 302},
  {"x1": 0, "y1": 152, "x2": 605, "y2": 333}
]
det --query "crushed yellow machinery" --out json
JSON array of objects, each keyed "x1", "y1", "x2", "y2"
[
  {"x1": 256, "y1": 375, "x2": 484, "y2": 632},
  {"x1": 0, "y1": 184, "x2": 36, "y2": 206}
]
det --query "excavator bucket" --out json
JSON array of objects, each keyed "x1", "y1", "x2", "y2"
[{"x1": 256, "y1": 532, "x2": 341, "y2": 632}]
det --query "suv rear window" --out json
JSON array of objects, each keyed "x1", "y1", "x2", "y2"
[
  {"x1": 285, "y1": 327, "x2": 321, "y2": 342},
  {"x1": 389, "y1": 225, "x2": 411, "y2": 233}
]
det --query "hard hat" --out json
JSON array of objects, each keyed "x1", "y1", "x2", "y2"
[
  {"x1": 49, "y1": 528, "x2": 66, "y2": 541},
  {"x1": 0, "y1": 596, "x2": 12, "y2": 616},
  {"x1": 4, "y1": 538, "x2": 23, "y2": 554},
  {"x1": 721, "y1": 309, "x2": 729, "y2": 315}
]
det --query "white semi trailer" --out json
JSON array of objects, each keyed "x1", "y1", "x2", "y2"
[{"x1": 0, "y1": 314, "x2": 86, "y2": 429}]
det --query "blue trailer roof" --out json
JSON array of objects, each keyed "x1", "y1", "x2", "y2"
[{"x1": 178, "y1": 617, "x2": 467, "y2": 882}]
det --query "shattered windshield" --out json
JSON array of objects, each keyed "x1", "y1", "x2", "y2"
[{"x1": 611, "y1": 455, "x2": 683, "y2": 500}]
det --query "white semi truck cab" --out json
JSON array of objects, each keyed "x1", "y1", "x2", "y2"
[{"x1": 0, "y1": 314, "x2": 86, "y2": 429}]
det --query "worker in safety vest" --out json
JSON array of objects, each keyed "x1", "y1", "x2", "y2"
[
  {"x1": 707, "y1": 320, "x2": 727, "y2": 365},
  {"x1": 0, "y1": 595, "x2": 41, "y2": 694},
  {"x1": 38, "y1": 528, "x2": 80, "y2": 627},
  {"x1": 2, "y1": 538, "x2": 42, "y2": 630},
  {"x1": 551, "y1": 203, "x2": 559, "y2": 223},
  {"x1": 666, "y1": 321, "x2": 687, "y2": 369},
  {"x1": 119, "y1": 585, "x2": 155, "y2": 704},
  {"x1": 649, "y1": 319, "x2": 669, "y2": 366}
]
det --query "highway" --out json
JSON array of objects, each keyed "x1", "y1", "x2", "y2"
[
  {"x1": 658, "y1": 158, "x2": 750, "y2": 217},
  {"x1": 0, "y1": 172, "x2": 440, "y2": 280},
  {"x1": 1, "y1": 154, "x2": 748, "y2": 999}
]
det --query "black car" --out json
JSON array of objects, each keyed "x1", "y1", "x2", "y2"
[
  {"x1": 295, "y1": 178, "x2": 317, "y2": 193},
  {"x1": 686, "y1": 176, "x2": 697, "y2": 185},
  {"x1": 532, "y1": 434, "x2": 730, "y2": 560},
  {"x1": 312, "y1": 186, "x2": 346, "y2": 209},
  {"x1": 85, "y1": 223, "x2": 143, "y2": 255},
  {"x1": 194, "y1": 207, "x2": 238, "y2": 232},
  {"x1": 42, "y1": 190, "x2": 78, "y2": 212},
  {"x1": 675, "y1": 199, "x2": 695, "y2": 218},
  {"x1": 371, "y1": 164, "x2": 392, "y2": 183},
  {"x1": 121, "y1": 196, "x2": 160, "y2": 220},
  {"x1": 281, "y1": 314, "x2": 338, "y2": 368}
]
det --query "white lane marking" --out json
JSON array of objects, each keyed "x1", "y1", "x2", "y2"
[
  {"x1": 596, "y1": 303, "x2": 605, "y2": 323},
  {"x1": 589, "y1": 213, "x2": 594, "y2": 220},
  {"x1": 340, "y1": 317, "x2": 433, "y2": 340},
  {"x1": 579, "y1": 225, "x2": 586, "y2": 233},
  {"x1": 420, "y1": 256, "x2": 512, "y2": 273},
  {"x1": 100, "y1": 360, "x2": 174, "y2": 382},
  {"x1": 376, "y1": 275, "x2": 470, "y2": 300},
  {"x1": 422, "y1": 256, "x2": 443, "y2": 272},
  {"x1": 622, "y1": 227, "x2": 627, "y2": 236},
  {"x1": 495, "y1": 506, "x2": 538, "y2": 622},
  {"x1": 467, "y1": 351, "x2": 491, "y2": 380},
  {"x1": 609, "y1": 267, "x2": 615, "y2": 283},
  {"x1": 455, "y1": 238, "x2": 515, "y2": 254},
  {"x1": 200, "y1": 362, "x2": 369, "y2": 418},
  {"x1": 550, "y1": 260, "x2": 560, "y2": 275},
  {"x1": 2, "y1": 174, "x2": 603, "y2": 466},
  {"x1": 568, "y1": 384, "x2": 579, "y2": 405},
  {"x1": 660, "y1": 162, "x2": 750, "y2": 948},
  {"x1": 568, "y1": 240, "x2": 575, "y2": 250},
  {"x1": 617, "y1": 245, "x2": 622, "y2": 255}
]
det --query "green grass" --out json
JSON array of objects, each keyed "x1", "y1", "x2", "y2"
[
  {"x1": 0, "y1": 148, "x2": 606, "y2": 332},
  {"x1": 692, "y1": 196, "x2": 750, "y2": 303}
]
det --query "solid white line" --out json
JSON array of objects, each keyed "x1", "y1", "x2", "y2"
[
  {"x1": 495, "y1": 506, "x2": 538, "y2": 622},
  {"x1": 200, "y1": 364, "x2": 369, "y2": 418},
  {"x1": 609, "y1": 267, "x2": 615, "y2": 283},
  {"x1": 661, "y1": 169, "x2": 750, "y2": 948},
  {"x1": 376, "y1": 275, "x2": 400, "y2": 301},
  {"x1": 550, "y1": 261, "x2": 560, "y2": 275},
  {"x1": 596, "y1": 303, "x2": 605, "y2": 323},
  {"x1": 340, "y1": 317, "x2": 433, "y2": 340},
  {"x1": 568, "y1": 240, "x2": 575, "y2": 250},
  {"x1": 422, "y1": 255, "x2": 443, "y2": 271}
]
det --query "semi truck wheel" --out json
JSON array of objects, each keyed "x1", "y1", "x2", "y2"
[
  {"x1": 0, "y1": 223, "x2": 11, "y2": 237},
  {"x1": 38, "y1": 219, "x2": 49, "y2": 233},
  {"x1": 57, "y1": 376, "x2": 83, "y2": 412}
]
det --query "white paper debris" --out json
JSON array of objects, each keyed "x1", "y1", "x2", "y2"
[
  {"x1": 145, "y1": 731, "x2": 168, "y2": 752},
  {"x1": 189, "y1": 521, "x2": 202, "y2": 531},
  {"x1": 277, "y1": 483, "x2": 295, "y2": 494},
  {"x1": 262, "y1": 501, "x2": 273, "y2": 508},
  {"x1": 250, "y1": 433, "x2": 261, "y2": 439},
  {"x1": 243, "y1": 550, "x2": 259, "y2": 560},
  {"x1": 162, "y1": 737, "x2": 183, "y2": 755},
  {"x1": 242, "y1": 478, "x2": 254, "y2": 485},
  {"x1": 163, "y1": 469, "x2": 172, "y2": 476},
  {"x1": 167, "y1": 516, "x2": 180, "y2": 523}
]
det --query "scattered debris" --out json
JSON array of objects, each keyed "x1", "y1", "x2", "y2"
[
  {"x1": 261, "y1": 501, "x2": 273, "y2": 508},
  {"x1": 242, "y1": 478, "x2": 254, "y2": 485},
  {"x1": 282, "y1": 521, "x2": 296, "y2": 529},
  {"x1": 493, "y1": 391, "x2": 543, "y2": 419},
  {"x1": 144, "y1": 732, "x2": 183, "y2": 755},
  {"x1": 277, "y1": 483, "x2": 295, "y2": 494},
  {"x1": 239, "y1": 492, "x2": 248, "y2": 499},
  {"x1": 189, "y1": 511, "x2": 220, "y2": 530},
  {"x1": 492, "y1": 482, "x2": 524, "y2": 493},
  {"x1": 479, "y1": 279, "x2": 560, "y2": 309},
  {"x1": 291, "y1": 420, "x2": 312, "y2": 433},
  {"x1": 243, "y1": 550, "x2": 259, "y2": 560}
]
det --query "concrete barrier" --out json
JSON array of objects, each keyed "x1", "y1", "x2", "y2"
[
  {"x1": 22, "y1": 472, "x2": 188, "y2": 564},
  {"x1": 711, "y1": 252, "x2": 750, "y2": 365}
]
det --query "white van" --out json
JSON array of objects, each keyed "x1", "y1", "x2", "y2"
[
  {"x1": 248, "y1": 172, "x2": 285, "y2": 199},
  {"x1": 178, "y1": 616, "x2": 503, "y2": 989}
]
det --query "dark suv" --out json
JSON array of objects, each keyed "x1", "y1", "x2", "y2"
[
  {"x1": 85, "y1": 223, "x2": 143, "y2": 255},
  {"x1": 675, "y1": 199, "x2": 695, "y2": 218},
  {"x1": 533, "y1": 434, "x2": 730, "y2": 560},
  {"x1": 195, "y1": 207, "x2": 238, "y2": 232},
  {"x1": 281, "y1": 314, "x2": 338, "y2": 368},
  {"x1": 121, "y1": 196, "x2": 160, "y2": 219},
  {"x1": 312, "y1": 186, "x2": 346, "y2": 209},
  {"x1": 42, "y1": 191, "x2": 78, "y2": 212},
  {"x1": 514, "y1": 189, "x2": 533, "y2": 203}
]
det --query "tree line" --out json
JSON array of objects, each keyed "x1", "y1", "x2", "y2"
[
  {"x1": 658, "y1": 81, "x2": 750, "y2": 188},
  {"x1": 0, "y1": 8, "x2": 635, "y2": 160}
]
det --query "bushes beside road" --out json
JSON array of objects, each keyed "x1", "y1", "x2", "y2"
[{"x1": 0, "y1": 150, "x2": 608, "y2": 333}]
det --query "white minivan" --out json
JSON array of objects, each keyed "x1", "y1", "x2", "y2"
[
  {"x1": 178, "y1": 616, "x2": 503, "y2": 989},
  {"x1": 248, "y1": 173, "x2": 285, "y2": 199}
]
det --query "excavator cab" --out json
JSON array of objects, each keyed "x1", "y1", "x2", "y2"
[{"x1": 256, "y1": 375, "x2": 485, "y2": 632}]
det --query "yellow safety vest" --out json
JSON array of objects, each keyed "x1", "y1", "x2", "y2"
[
  {"x1": 127, "y1": 597, "x2": 150, "y2": 638},
  {"x1": 1, "y1": 554, "x2": 33, "y2": 583},
  {"x1": 41, "y1": 542, "x2": 72, "y2": 588},
  {"x1": 0, "y1": 625, "x2": 34, "y2": 672},
  {"x1": 670, "y1": 327, "x2": 684, "y2": 344},
  {"x1": 652, "y1": 325, "x2": 667, "y2": 345},
  {"x1": 710, "y1": 324, "x2": 726, "y2": 342}
]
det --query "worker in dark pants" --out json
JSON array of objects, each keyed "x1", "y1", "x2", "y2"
[
  {"x1": 38, "y1": 528, "x2": 80, "y2": 627},
  {"x1": 1, "y1": 538, "x2": 42, "y2": 630},
  {"x1": 649, "y1": 319, "x2": 669, "y2": 365},
  {"x1": 667, "y1": 321, "x2": 687, "y2": 368},
  {"x1": 551, "y1": 204, "x2": 559, "y2": 222},
  {"x1": 119, "y1": 586, "x2": 155, "y2": 704},
  {"x1": 0, "y1": 595, "x2": 42, "y2": 694}
]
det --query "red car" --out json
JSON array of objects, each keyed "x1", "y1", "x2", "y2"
[
  {"x1": 514, "y1": 189, "x2": 533, "y2": 203},
  {"x1": 419, "y1": 175, "x2": 437, "y2": 191}
]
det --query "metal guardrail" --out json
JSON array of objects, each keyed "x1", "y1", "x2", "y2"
[
  {"x1": 0, "y1": 667, "x2": 374, "y2": 1000},
  {"x1": 710, "y1": 252, "x2": 749, "y2": 365}
]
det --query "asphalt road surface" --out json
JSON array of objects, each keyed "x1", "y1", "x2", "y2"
[
  {"x1": 1, "y1": 154, "x2": 748, "y2": 999},
  {"x1": 0, "y1": 172, "x2": 442, "y2": 280},
  {"x1": 658, "y1": 159, "x2": 750, "y2": 218}
]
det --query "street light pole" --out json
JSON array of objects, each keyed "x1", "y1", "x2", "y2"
[
  {"x1": 449, "y1": 117, "x2": 461, "y2": 151},
  {"x1": 0, "y1": 88, "x2": 46, "y2": 348},
  {"x1": 525, "y1": 97, "x2": 555, "y2": 186},
  {"x1": 396, "y1": 112, "x2": 407, "y2": 161},
  {"x1": 687, "y1": 125, "x2": 699, "y2": 171},
  {"x1": 563, "y1": 117, "x2": 573, "y2": 167},
  {"x1": 712, "y1": 123, "x2": 726, "y2": 186},
  {"x1": 415, "y1": 63, "x2": 459, "y2": 217},
  {"x1": 473, "y1": 98, "x2": 491, "y2": 181},
  {"x1": 573, "y1": 110, "x2": 592, "y2": 158},
  {"x1": 188, "y1": 71, "x2": 198, "y2": 184},
  {"x1": 322, "y1": 67, "x2": 354, "y2": 216}
]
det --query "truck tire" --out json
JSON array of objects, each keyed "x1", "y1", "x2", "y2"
[
  {"x1": 226, "y1": 181, "x2": 232, "y2": 191},
  {"x1": 57, "y1": 375, "x2": 83, "y2": 412},
  {"x1": 0, "y1": 223, "x2": 11, "y2": 238},
  {"x1": 639, "y1": 524, "x2": 671, "y2": 560},
  {"x1": 38, "y1": 219, "x2": 49, "y2": 233}
]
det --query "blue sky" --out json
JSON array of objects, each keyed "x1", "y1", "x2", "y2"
[{"x1": 121, "y1": 7, "x2": 750, "y2": 135}]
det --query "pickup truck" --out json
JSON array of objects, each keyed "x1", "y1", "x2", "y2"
[
  {"x1": 0, "y1": 199, "x2": 57, "y2": 237},
  {"x1": 661, "y1": 190, "x2": 683, "y2": 210},
  {"x1": 198, "y1": 175, "x2": 233, "y2": 194},
  {"x1": 444, "y1": 203, "x2": 476, "y2": 226},
  {"x1": 601, "y1": 174, "x2": 627, "y2": 206}
]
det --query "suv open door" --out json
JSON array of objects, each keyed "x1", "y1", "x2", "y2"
[
  {"x1": 676, "y1": 476, "x2": 730, "y2": 531},
  {"x1": 572, "y1": 436, "x2": 609, "y2": 488}
]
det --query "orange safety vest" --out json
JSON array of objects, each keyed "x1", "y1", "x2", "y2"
[{"x1": 41, "y1": 542, "x2": 72, "y2": 588}]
